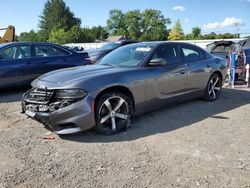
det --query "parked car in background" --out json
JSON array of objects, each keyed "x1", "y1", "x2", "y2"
[
  {"x1": 22, "y1": 42, "x2": 227, "y2": 135},
  {"x1": 242, "y1": 48, "x2": 250, "y2": 64},
  {"x1": 0, "y1": 42, "x2": 89, "y2": 89},
  {"x1": 206, "y1": 40, "x2": 241, "y2": 58},
  {"x1": 238, "y1": 38, "x2": 250, "y2": 49},
  {"x1": 85, "y1": 40, "x2": 138, "y2": 63}
]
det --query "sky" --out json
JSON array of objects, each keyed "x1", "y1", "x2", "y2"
[{"x1": 0, "y1": 0, "x2": 250, "y2": 36}]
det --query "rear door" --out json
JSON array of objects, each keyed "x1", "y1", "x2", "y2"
[
  {"x1": 180, "y1": 43, "x2": 212, "y2": 91},
  {"x1": 145, "y1": 43, "x2": 187, "y2": 109},
  {"x1": 31, "y1": 44, "x2": 74, "y2": 78},
  {"x1": 0, "y1": 44, "x2": 32, "y2": 88}
]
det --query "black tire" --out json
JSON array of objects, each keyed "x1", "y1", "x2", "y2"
[
  {"x1": 203, "y1": 73, "x2": 222, "y2": 101},
  {"x1": 94, "y1": 92, "x2": 133, "y2": 135}
]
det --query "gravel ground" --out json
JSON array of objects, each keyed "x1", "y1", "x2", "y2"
[{"x1": 0, "y1": 87, "x2": 250, "y2": 188}]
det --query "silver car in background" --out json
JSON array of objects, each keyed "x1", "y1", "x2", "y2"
[{"x1": 22, "y1": 42, "x2": 227, "y2": 135}]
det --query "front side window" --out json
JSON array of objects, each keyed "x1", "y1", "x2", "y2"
[
  {"x1": 182, "y1": 45, "x2": 205, "y2": 62},
  {"x1": 0, "y1": 45, "x2": 31, "y2": 60},
  {"x1": 151, "y1": 45, "x2": 181, "y2": 65},
  {"x1": 34, "y1": 45, "x2": 69, "y2": 57}
]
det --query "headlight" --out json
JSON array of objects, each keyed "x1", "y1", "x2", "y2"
[{"x1": 55, "y1": 89, "x2": 87, "y2": 100}]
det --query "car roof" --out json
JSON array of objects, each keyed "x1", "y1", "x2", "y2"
[
  {"x1": 137, "y1": 41, "x2": 199, "y2": 46},
  {"x1": 0, "y1": 42, "x2": 75, "y2": 54},
  {"x1": 0, "y1": 42, "x2": 59, "y2": 46}
]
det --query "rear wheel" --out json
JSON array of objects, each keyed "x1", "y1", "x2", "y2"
[
  {"x1": 95, "y1": 92, "x2": 133, "y2": 135},
  {"x1": 203, "y1": 73, "x2": 222, "y2": 101}
]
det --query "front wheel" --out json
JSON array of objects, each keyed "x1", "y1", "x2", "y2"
[
  {"x1": 203, "y1": 73, "x2": 222, "y2": 101},
  {"x1": 95, "y1": 92, "x2": 133, "y2": 135}
]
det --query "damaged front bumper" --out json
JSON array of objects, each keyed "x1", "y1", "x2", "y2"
[{"x1": 22, "y1": 88, "x2": 96, "y2": 134}]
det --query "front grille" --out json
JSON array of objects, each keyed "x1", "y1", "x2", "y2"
[{"x1": 25, "y1": 88, "x2": 54, "y2": 105}]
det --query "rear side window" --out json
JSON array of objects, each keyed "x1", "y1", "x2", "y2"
[
  {"x1": 34, "y1": 45, "x2": 69, "y2": 57},
  {"x1": 0, "y1": 45, "x2": 31, "y2": 60},
  {"x1": 151, "y1": 44, "x2": 181, "y2": 65},
  {"x1": 182, "y1": 45, "x2": 205, "y2": 62}
]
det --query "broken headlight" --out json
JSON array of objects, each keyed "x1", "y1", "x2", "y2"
[{"x1": 54, "y1": 89, "x2": 87, "y2": 100}]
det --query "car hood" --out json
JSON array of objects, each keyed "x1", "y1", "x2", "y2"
[{"x1": 32, "y1": 65, "x2": 128, "y2": 89}]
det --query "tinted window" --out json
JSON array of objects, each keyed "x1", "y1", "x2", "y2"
[
  {"x1": 182, "y1": 45, "x2": 205, "y2": 62},
  {"x1": 0, "y1": 45, "x2": 31, "y2": 60},
  {"x1": 151, "y1": 44, "x2": 181, "y2": 65},
  {"x1": 34, "y1": 45, "x2": 69, "y2": 57}
]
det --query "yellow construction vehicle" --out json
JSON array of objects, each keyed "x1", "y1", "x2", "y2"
[{"x1": 0, "y1": 25, "x2": 15, "y2": 43}]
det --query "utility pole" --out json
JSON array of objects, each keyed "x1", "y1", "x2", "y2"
[{"x1": 234, "y1": 23, "x2": 240, "y2": 38}]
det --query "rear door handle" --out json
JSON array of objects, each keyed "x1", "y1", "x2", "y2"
[
  {"x1": 206, "y1": 64, "x2": 211, "y2": 68},
  {"x1": 179, "y1": 71, "x2": 186, "y2": 75}
]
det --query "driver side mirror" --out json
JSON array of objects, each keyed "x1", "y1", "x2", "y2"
[{"x1": 148, "y1": 58, "x2": 166, "y2": 66}]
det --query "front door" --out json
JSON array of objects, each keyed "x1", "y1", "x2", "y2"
[{"x1": 145, "y1": 44, "x2": 187, "y2": 110}]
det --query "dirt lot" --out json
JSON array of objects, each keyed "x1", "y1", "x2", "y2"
[{"x1": 0, "y1": 88, "x2": 250, "y2": 188}]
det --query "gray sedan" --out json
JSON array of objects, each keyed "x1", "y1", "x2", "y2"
[{"x1": 22, "y1": 42, "x2": 227, "y2": 135}]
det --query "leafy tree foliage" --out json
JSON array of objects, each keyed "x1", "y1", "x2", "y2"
[
  {"x1": 39, "y1": 0, "x2": 81, "y2": 40},
  {"x1": 48, "y1": 28, "x2": 69, "y2": 44},
  {"x1": 48, "y1": 26, "x2": 95, "y2": 44},
  {"x1": 107, "y1": 9, "x2": 127, "y2": 36},
  {"x1": 107, "y1": 9, "x2": 171, "y2": 41},
  {"x1": 168, "y1": 20, "x2": 184, "y2": 41},
  {"x1": 191, "y1": 27, "x2": 201, "y2": 39},
  {"x1": 125, "y1": 10, "x2": 142, "y2": 40},
  {"x1": 19, "y1": 30, "x2": 42, "y2": 42},
  {"x1": 185, "y1": 28, "x2": 236, "y2": 40},
  {"x1": 140, "y1": 9, "x2": 171, "y2": 41},
  {"x1": 91, "y1": 26, "x2": 109, "y2": 40}
]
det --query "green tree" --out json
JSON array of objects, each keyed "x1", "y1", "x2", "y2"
[
  {"x1": 107, "y1": 9, "x2": 126, "y2": 36},
  {"x1": 140, "y1": 9, "x2": 171, "y2": 41},
  {"x1": 202, "y1": 32, "x2": 217, "y2": 39},
  {"x1": 218, "y1": 33, "x2": 235, "y2": 39},
  {"x1": 19, "y1": 30, "x2": 41, "y2": 42},
  {"x1": 91, "y1": 26, "x2": 109, "y2": 40},
  {"x1": 125, "y1": 10, "x2": 142, "y2": 40},
  {"x1": 190, "y1": 27, "x2": 201, "y2": 40},
  {"x1": 48, "y1": 26, "x2": 95, "y2": 44},
  {"x1": 106, "y1": 9, "x2": 171, "y2": 41},
  {"x1": 168, "y1": 20, "x2": 184, "y2": 41},
  {"x1": 39, "y1": 0, "x2": 81, "y2": 40},
  {"x1": 48, "y1": 28, "x2": 69, "y2": 44},
  {"x1": 79, "y1": 27, "x2": 95, "y2": 42}
]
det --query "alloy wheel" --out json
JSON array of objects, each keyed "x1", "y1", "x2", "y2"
[
  {"x1": 208, "y1": 76, "x2": 221, "y2": 100},
  {"x1": 98, "y1": 96, "x2": 129, "y2": 132}
]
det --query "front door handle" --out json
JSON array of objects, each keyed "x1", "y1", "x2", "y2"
[
  {"x1": 179, "y1": 71, "x2": 186, "y2": 74},
  {"x1": 206, "y1": 64, "x2": 211, "y2": 68}
]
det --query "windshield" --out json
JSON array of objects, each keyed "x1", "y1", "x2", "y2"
[
  {"x1": 99, "y1": 42, "x2": 121, "y2": 50},
  {"x1": 99, "y1": 44, "x2": 153, "y2": 67}
]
